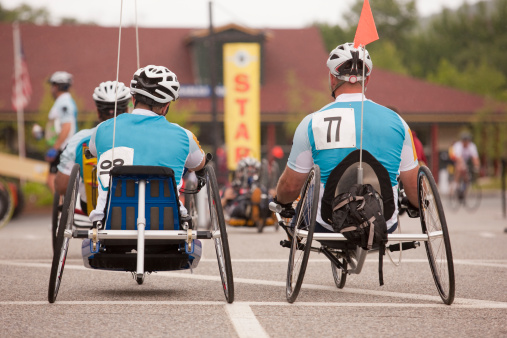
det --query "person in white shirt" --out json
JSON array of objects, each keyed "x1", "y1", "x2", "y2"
[{"x1": 45, "y1": 71, "x2": 78, "y2": 193}]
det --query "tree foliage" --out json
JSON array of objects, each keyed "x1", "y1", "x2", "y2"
[{"x1": 0, "y1": 3, "x2": 50, "y2": 24}]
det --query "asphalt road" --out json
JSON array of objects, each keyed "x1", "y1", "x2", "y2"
[{"x1": 1, "y1": 195, "x2": 506, "y2": 337}]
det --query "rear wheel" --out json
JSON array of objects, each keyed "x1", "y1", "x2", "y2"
[
  {"x1": 0, "y1": 179, "x2": 14, "y2": 230},
  {"x1": 51, "y1": 192, "x2": 61, "y2": 253},
  {"x1": 286, "y1": 165, "x2": 320, "y2": 303},
  {"x1": 418, "y1": 166, "x2": 455, "y2": 305},
  {"x1": 206, "y1": 165, "x2": 234, "y2": 303},
  {"x1": 48, "y1": 163, "x2": 80, "y2": 303}
]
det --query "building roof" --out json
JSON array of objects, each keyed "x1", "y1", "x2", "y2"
[{"x1": 0, "y1": 23, "x2": 499, "y2": 123}]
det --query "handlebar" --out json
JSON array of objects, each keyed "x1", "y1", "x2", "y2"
[{"x1": 269, "y1": 201, "x2": 283, "y2": 213}]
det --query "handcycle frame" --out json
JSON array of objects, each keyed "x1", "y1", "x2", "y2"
[
  {"x1": 48, "y1": 159, "x2": 234, "y2": 304},
  {"x1": 271, "y1": 164, "x2": 455, "y2": 305}
]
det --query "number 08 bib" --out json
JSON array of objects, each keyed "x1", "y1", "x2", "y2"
[
  {"x1": 97, "y1": 147, "x2": 134, "y2": 190},
  {"x1": 312, "y1": 108, "x2": 356, "y2": 150}
]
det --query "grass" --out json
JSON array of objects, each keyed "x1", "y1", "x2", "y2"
[{"x1": 22, "y1": 182, "x2": 53, "y2": 207}]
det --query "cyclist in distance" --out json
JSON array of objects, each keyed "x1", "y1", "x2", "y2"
[
  {"x1": 54, "y1": 81, "x2": 131, "y2": 214},
  {"x1": 88, "y1": 65, "x2": 205, "y2": 224},
  {"x1": 450, "y1": 131, "x2": 480, "y2": 192},
  {"x1": 45, "y1": 71, "x2": 78, "y2": 193},
  {"x1": 275, "y1": 42, "x2": 420, "y2": 234}
]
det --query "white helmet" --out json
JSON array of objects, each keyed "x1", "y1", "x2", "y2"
[
  {"x1": 327, "y1": 43, "x2": 372, "y2": 83},
  {"x1": 130, "y1": 65, "x2": 180, "y2": 104},
  {"x1": 238, "y1": 157, "x2": 260, "y2": 170},
  {"x1": 93, "y1": 81, "x2": 131, "y2": 114},
  {"x1": 48, "y1": 71, "x2": 73, "y2": 85}
]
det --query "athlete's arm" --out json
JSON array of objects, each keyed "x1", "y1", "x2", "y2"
[
  {"x1": 54, "y1": 171, "x2": 70, "y2": 195},
  {"x1": 399, "y1": 166, "x2": 419, "y2": 207},
  {"x1": 276, "y1": 166, "x2": 309, "y2": 204},
  {"x1": 184, "y1": 130, "x2": 205, "y2": 172},
  {"x1": 53, "y1": 122, "x2": 71, "y2": 150}
]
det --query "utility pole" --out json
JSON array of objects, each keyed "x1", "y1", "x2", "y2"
[{"x1": 209, "y1": 1, "x2": 219, "y2": 161}]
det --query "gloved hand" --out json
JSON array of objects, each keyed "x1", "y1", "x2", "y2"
[
  {"x1": 274, "y1": 196, "x2": 295, "y2": 218},
  {"x1": 45, "y1": 148, "x2": 59, "y2": 162}
]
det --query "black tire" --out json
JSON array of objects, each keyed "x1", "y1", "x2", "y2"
[
  {"x1": 331, "y1": 260, "x2": 347, "y2": 289},
  {"x1": 418, "y1": 166, "x2": 455, "y2": 305},
  {"x1": 0, "y1": 179, "x2": 14, "y2": 230},
  {"x1": 465, "y1": 180, "x2": 481, "y2": 212},
  {"x1": 136, "y1": 275, "x2": 144, "y2": 285},
  {"x1": 256, "y1": 219, "x2": 265, "y2": 233},
  {"x1": 206, "y1": 165, "x2": 234, "y2": 303},
  {"x1": 286, "y1": 165, "x2": 320, "y2": 303},
  {"x1": 11, "y1": 183, "x2": 24, "y2": 219},
  {"x1": 51, "y1": 192, "x2": 61, "y2": 253},
  {"x1": 448, "y1": 183, "x2": 462, "y2": 211},
  {"x1": 48, "y1": 163, "x2": 80, "y2": 303},
  {"x1": 184, "y1": 180, "x2": 199, "y2": 230}
]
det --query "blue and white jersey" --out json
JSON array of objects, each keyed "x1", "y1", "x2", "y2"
[
  {"x1": 46, "y1": 92, "x2": 78, "y2": 150},
  {"x1": 288, "y1": 93, "x2": 418, "y2": 230},
  {"x1": 88, "y1": 109, "x2": 204, "y2": 222},
  {"x1": 57, "y1": 128, "x2": 94, "y2": 201}
]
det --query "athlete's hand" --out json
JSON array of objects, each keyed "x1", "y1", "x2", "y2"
[
  {"x1": 274, "y1": 196, "x2": 295, "y2": 218},
  {"x1": 45, "y1": 148, "x2": 58, "y2": 162}
]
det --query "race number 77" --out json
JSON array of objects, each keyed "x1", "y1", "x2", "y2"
[{"x1": 324, "y1": 116, "x2": 342, "y2": 143}]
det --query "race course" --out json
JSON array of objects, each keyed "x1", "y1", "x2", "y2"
[{"x1": 1, "y1": 195, "x2": 506, "y2": 337}]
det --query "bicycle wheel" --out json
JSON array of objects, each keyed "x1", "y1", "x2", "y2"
[
  {"x1": 48, "y1": 163, "x2": 80, "y2": 303},
  {"x1": 206, "y1": 165, "x2": 234, "y2": 303},
  {"x1": 286, "y1": 165, "x2": 320, "y2": 303},
  {"x1": 418, "y1": 166, "x2": 455, "y2": 305},
  {"x1": 331, "y1": 260, "x2": 347, "y2": 289},
  {"x1": 184, "y1": 180, "x2": 199, "y2": 230},
  {"x1": 465, "y1": 180, "x2": 481, "y2": 212},
  {"x1": 0, "y1": 178, "x2": 14, "y2": 230},
  {"x1": 51, "y1": 192, "x2": 61, "y2": 253}
]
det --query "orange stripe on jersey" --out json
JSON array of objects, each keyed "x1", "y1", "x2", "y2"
[
  {"x1": 408, "y1": 129, "x2": 418, "y2": 161},
  {"x1": 192, "y1": 133, "x2": 204, "y2": 153}
]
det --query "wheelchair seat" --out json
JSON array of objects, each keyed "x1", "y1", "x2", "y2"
[
  {"x1": 319, "y1": 149, "x2": 394, "y2": 250},
  {"x1": 82, "y1": 165, "x2": 202, "y2": 272}
]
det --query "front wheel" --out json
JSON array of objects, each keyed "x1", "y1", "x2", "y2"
[
  {"x1": 465, "y1": 180, "x2": 481, "y2": 212},
  {"x1": 206, "y1": 165, "x2": 234, "y2": 303},
  {"x1": 331, "y1": 260, "x2": 347, "y2": 289},
  {"x1": 418, "y1": 166, "x2": 455, "y2": 305},
  {"x1": 286, "y1": 165, "x2": 320, "y2": 303},
  {"x1": 48, "y1": 163, "x2": 80, "y2": 303}
]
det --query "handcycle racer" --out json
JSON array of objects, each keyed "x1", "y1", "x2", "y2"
[{"x1": 275, "y1": 42, "x2": 420, "y2": 236}]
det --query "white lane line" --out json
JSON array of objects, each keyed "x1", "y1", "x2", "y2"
[
  {"x1": 3, "y1": 258, "x2": 507, "y2": 268},
  {"x1": 0, "y1": 300, "x2": 505, "y2": 309},
  {"x1": 225, "y1": 303, "x2": 269, "y2": 338},
  {"x1": 1, "y1": 260, "x2": 505, "y2": 308},
  {"x1": 479, "y1": 232, "x2": 496, "y2": 238}
]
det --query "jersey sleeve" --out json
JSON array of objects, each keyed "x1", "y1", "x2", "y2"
[
  {"x1": 59, "y1": 101, "x2": 75, "y2": 124},
  {"x1": 287, "y1": 114, "x2": 314, "y2": 173},
  {"x1": 399, "y1": 119, "x2": 418, "y2": 172},
  {"x1": 184, "y1": 129, "x2": 205, "y2": 170}
]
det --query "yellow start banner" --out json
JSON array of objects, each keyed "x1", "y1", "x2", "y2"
[{"x1": 223, "y1": 43, "x2": 261, "y2": 171}]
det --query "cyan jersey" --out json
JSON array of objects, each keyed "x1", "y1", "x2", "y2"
[
  {"x1": 88, "y1": 109, "x2": 204, "y2": 223},
  {"x1": 57, "y1": 128, "x2": 94, "y2": 177},
  {"x1": 57, "y1": 128, "x2": 94, "y2": 201},
  {"x1": 91, "y1": 108, "x2": 204, "y2": 186},
  {"x1": 46, "y1": 92, "x2": 78, "y2": 149},
  {"x1": 288, "y1": 93, "x2": 418, "y2": 230}
]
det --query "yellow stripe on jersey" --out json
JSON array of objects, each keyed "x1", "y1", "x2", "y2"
[{"x1": 408, "y1": 129, "x2": 418, "y2": 161}]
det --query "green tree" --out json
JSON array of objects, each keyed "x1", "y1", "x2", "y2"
[{"x1": 0, "y1": 3, "x2": 50, "y2": 24}]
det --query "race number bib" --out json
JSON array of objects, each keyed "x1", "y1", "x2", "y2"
[
  {"x1": 97, "y1": 147, "x2": 134, "y2": 190},
  {"x1": 312, "y1": 108, "x2": 356, "y2": 150}
]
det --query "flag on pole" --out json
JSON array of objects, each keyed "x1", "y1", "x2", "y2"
[
  {"x1": 353, "y1": 0, "x2": 379, "y2": 48},
  {"x1": 12, "y1": 27, "x2": 32, "y2": 111}
]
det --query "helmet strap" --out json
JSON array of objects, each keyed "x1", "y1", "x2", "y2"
[{"x1": 329, "y1": 75, "x2": 346, "y2": 99}]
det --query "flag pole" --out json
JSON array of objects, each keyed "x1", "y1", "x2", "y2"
[
  {"x1": 357, "y1": 44, "x2": 366, "y2": 185},
  {"x1": 13, "y1": 21, "x2": 26, "y2": 161}
]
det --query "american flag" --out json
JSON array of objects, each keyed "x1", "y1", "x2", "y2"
[{"x1": 12, "y1": 36, "x2": 32, "y2": 111}]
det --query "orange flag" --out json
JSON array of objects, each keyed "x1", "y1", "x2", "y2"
[{"x1": 353, "y1": 0, "x2": 379, "y2": 48}]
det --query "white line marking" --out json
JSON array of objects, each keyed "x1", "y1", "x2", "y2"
[
  {"x1": 479, "y1": 232, "x2": 496, "y2": 238},
  {"x1": 0, "y1": 300, "x2": 505, "y2": 309},
  {"x1": 1, "y1": 260, "x2": 506, "y2": 308},
  {"x1": 225, "y1": 303, "x2": 269, "y2": 338}
]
